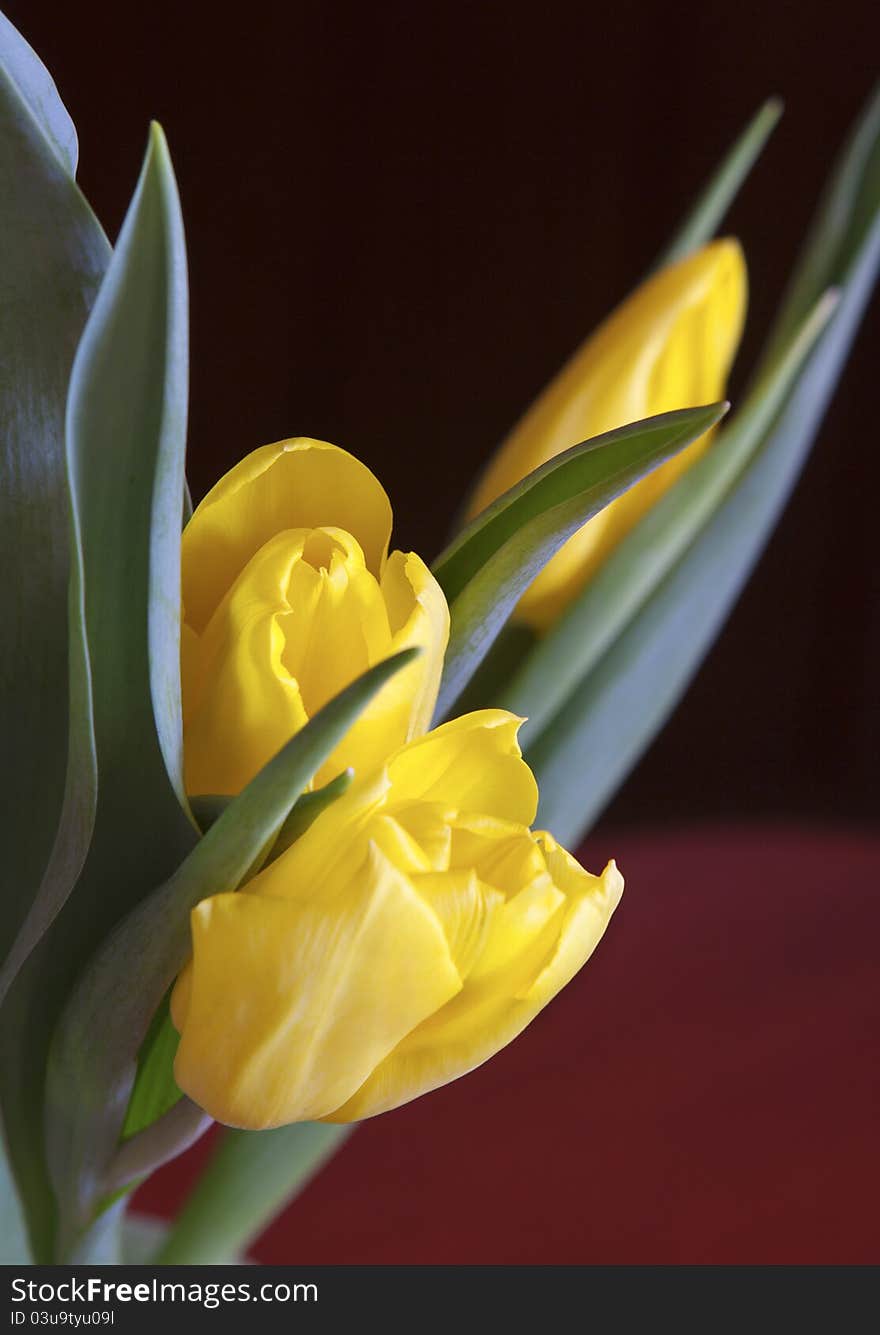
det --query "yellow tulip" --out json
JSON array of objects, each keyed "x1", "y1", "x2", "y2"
[
  {"x1": 467, "y1": 239, "x2": 748, "y2": 629},
  {"x1": 171, "y1": 710, "x2": 622, "y2": 1128},
  {"x1": 181, "y1": 438, "x2": 449, "y2": 796}
]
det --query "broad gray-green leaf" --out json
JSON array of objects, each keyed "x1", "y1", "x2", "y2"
[
  {"x1": 499, "y1": 293, "x2": 836, "y2": 739},
  {"x1": 657, "y1": 98, "x2": 783, "y2": 269},
  {"x1": 45, "y1": 649, "x2": 418, "y2": 1253},
  {"x1": 433, "y1": 403, "x2": 727, "y2": 718},
  {"x1": 0, "y1": 125, "x2": 196, "y2": 1263},
  {"x1": 0, "y1": 29, "x2": 107, "y2": 1266},
  {"x1": 528, "y1": 211, "x2": 880, "y2": 847},
  {"x1": 0, "y1": 9, "x2": 78, "y2": 173},
  {"x1": 0, "y1": 39, "x2": 108, "y2": 995}
]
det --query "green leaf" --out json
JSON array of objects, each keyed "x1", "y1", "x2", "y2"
[
  {"x1": 0, "y1": 124, "x2": 196, "y2": 1262},
  {"x1": 523, "y1": 82, "x2": 880, "y2": 848},
  {"x1": 762, "y1": 83, "x2": 880, "y2": 362},
  {"x1": 67, "y1": 120, "x2": 192, "y2": 817},
  {"x1": 657, "y1": 98, "x2": 783, "y2": 269},
  {"x1": 0, "y1": 120, "x2": 192, "y2": 1009},
  {"x1": 44, "y1": 649, "x2": 418, "y2": 1254},
  {"x1": 0, "y1": 22, "x2": 108, "y2": 1266},
  {"x1": 432, "y1": 403, "x2": 727, "y2": 718},
  {"x1": 0, "y1": 10, "x2": 78, "y2": 173},
  {"x1": 121, "y1": 766, "x2": 356, "y2": 1141},
  {"x1": 499, "y1": 293, "x2": 836, "y2": 740},
  {"x1": 527, "y1": 218, "x2": 880, "y2": 847},
  {"x1": 0, "y1": 1140, "x2": 30, "y2": 1264},
  {"x1": 266, "y1": 768, "x2": 355, "y2": 863},
  {"x1": 121, "y1": 1000, "x2": 181, "y2": 1143},
  {"x1": 0, "y1": 31, "x2": 108, "y2": 996},
  {"x1": 154, "y1": 1123, "x2": 352, "y2": 1265}
]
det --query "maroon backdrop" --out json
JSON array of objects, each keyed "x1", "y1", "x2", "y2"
[{"x1": 135, "y1": 828, "x2": 880, "y2": 1264}]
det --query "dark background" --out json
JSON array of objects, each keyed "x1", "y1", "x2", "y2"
[{"x1": 12, "y1": 0, "x2": 879, "y2": 827}]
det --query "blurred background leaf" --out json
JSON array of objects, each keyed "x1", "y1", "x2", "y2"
[{"x1": 521, "y1": 85, "x2": 880, "y2": 844}]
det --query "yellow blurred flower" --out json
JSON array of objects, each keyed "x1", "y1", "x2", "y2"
[
  {"x1": 181, "y1": 438, "x2": 449, "y2": 796},
  {"x1": 467, "y1": 239, "x2": 748, "y2": 629},
  {"x1": 171, "y1": 710, "x2": 622, "y2": 1128}
]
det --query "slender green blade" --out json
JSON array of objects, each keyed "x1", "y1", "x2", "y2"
[
  {"x1": 657, "y1": 98, "x2": 783, "y2": 268},
  {"x1": 154, "y1": 1123, "x2": 352, "y2": 1265},
  {"x1": 0, "y1": 9, "x2": 78, "y2": 173},
  {"x1": 67, "y1": 121, "x2": 191, "y2": 817},
  {"x1": 44, "y1": 650, "x2": 418, "y2": 1252},
  {"x1": 433, "y1": 403, "x2": 727, "y2": 718},
  {"x1": 764, "y1": 83, "x2": 880, "y2": 362},
  {"x1": 121, "y1": 766, "x2": 356, "y2": 1141},
  {"x1": 121, "y1": 1000, "x2": 181, "y2": 1142},
  {"x1": 526, "y1": 82, "x2": 880, "y2": 847},
  {"x1": 528, "y1": 213, "x2": 880, "y2": 847},
  {"x1": 500, "y1": 294, "x2": 835, "y2": 740}
]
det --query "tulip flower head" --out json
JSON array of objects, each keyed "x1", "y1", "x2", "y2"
[
  {"x1": 180, "y1": 438, "x2": 449, "y2": 796},
  {"x1": 467, "y1": 240, "x2": 748, "y2": 629},
  {"x1": 171, "y1": 711, "x2": 623, "y2": 1128}
]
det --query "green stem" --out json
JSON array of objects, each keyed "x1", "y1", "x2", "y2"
[{"x1": 153, "y1": 1122, "x2": 352, "y2": 1265}]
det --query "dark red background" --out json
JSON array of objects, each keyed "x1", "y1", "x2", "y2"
[
  {"x1": 8, "y1": 2, "x2": 879, "y2": 1264},
  {"x1": 135, "y1": 828, "x2": 880, "y2": 1264}
]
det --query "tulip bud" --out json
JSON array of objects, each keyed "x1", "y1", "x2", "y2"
[
  {"x1": 181, "y1": 438, "x2": 449, "y2": 795},
  {"x1": 467, "y1": 240, "x2": 747, "y2": 629},
  {"x1": 170, "y1": 711, "x2": 622, "y2": 1127}
]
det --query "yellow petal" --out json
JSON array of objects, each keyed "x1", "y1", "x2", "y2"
[
  {"x1": 182, "y1": 529, "x2": 311, "y2": 796},
  {"x1": 413, "y1": 869, "x2": 504, "y2": 979},
  {"x1": 182, "y1": 438, "x2": 393, "y2": 634},
  {"x1": 381, "y1": 550, "x2": 450, "y2": 742},
  {"x1": 449, "y1": 814, "x2": 549, "y2": 888},
  {"x1": 312, "y1": 549, "x2": 449, "y2": 789},
  {"x1": 526, "y1": 837, "x2": 624, "y2": 1006},
  {"x1": 170, "y1": 959, "x2": 193, "y2": 1031},
  {"x1": 182, "y1": 526, "x2": 450, "y2": 795},
  {"x1": 326, "y1": 845, "x2": 622, "y2": 1121},
  {"x1": 386, "y1": 710, "x2": 538, "y2": 826},
  {"x1": 467, "y1": 240, "x2": 747, "y2": 629},
  {"x1": 245, "y1": 765, "x2": 391, "y2": 907},
  {"x1": 392, "y1": 802, "x2": 454, "y2": 872},
  {"x1": 172, "y1": 843, "x2": 462, "y2": 1128}
]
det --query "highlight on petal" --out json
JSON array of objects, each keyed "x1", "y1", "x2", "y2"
[
  {"x1": 381, "y1": 550, "x2": 450, "y2": 741},
  {"x1": 182, "y1": 438, "x2": 394, "y2": 634},
  {"x1": 181, "y1": 523, "x2": 450, "y2": 795},
  {"x1": 386, "y1": 709, "x2": 538, "y2": 827},
  {"x1": 467, "y1": 239, "x2": 748, "y2": 628},
  {"x1": 172, "y1": 843, "x2": 462, "y2": 1128}
]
